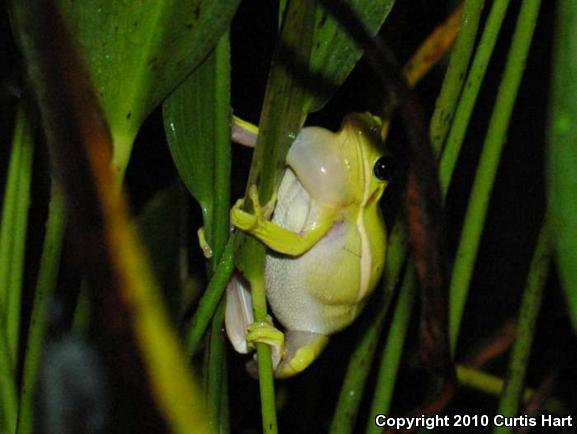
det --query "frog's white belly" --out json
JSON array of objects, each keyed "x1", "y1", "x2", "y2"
[{"x1": 265, "y1": 170, "x2": 368, "y2": 335}]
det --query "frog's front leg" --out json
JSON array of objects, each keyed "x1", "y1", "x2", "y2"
[
  {"x1": 231, "y1": 185, "x2": 335, "y2": 256},
  {"x1": 247, "y1": 322, "x2": 329, "y2": 378}
]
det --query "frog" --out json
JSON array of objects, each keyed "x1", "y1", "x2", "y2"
[{"x1": 225, "y1": 112, "x2": 394, "y2": 378}]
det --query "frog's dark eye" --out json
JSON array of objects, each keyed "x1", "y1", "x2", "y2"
[{"x1": 373, "y1": 156, "x2": 395, "y2": 182}]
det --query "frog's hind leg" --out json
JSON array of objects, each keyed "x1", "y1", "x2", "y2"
[
  {"x1": 224, "y1": 273, "x2": 254, "y2": 354},
  {"x1": 275, "y1": 331, "x2": 329, "y2": 379}
]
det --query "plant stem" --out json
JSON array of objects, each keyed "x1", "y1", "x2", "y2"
[
  {"x1": 17, "y1": 183, "x2": 67, "y2": 434},
  {"x1": 457, "y1": 365, "x2": 565, "y2": 415},
  {"x1": 210, "y1": 34, "x2": 232, "y2": 268},
  {"x1": 206, "y1": 300, "x2": 227, "y2": 432},
  {"x1": 252, "y1": 275, "x2": 278, "y2": 434},
  {"x1": 0, "y1": 325, "x2": 17, "y2": 434},
  {"x1": 440, "y1": 0, "x2": 511, "y2": 193},
  {"x1": 365, "y1": 266, "x2": 417, "y2": 434},
  {"x1": 0, "y1": 105, "x2": 34, "y2": 367},
  {"x1": 449, "y1": 0, "x2": 542, "y2": 353},
  {"x1": 430, "y1": 0, "x2": 485, "y2": 155},
  {"x1": 494, "y1": 218, "x2": 552, "y2": 434},
  {"x1": 329, "y1": 224, "x2": 408, "y2": 434},
  {"x1": 205, "y1": 33, "x2": 232, "y2": 432},
  {"x1": 186, "y1": 238, "x2": 234, "y2": 355}
]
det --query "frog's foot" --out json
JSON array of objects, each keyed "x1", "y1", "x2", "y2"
[
  {"x1": 231, "y1": 185, "x2": 276, "y2": 232},
  {"x1": 275, "y1": 331, "x2": 329, "y2": 379},
  {"x1": 246, "y1": 318, "x2": 285, "y2": 370},
  {"x1": 197, "y1": 227, "x2": 213, "y2": 259},
  {"x1": 231, "y1": 115, "x2": 259, "y2": 148}
]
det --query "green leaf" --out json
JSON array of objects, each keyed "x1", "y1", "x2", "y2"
[
  {"x1": 163, "y1": 35, "x2": 233, "y2": 432},
  {"x1": 163, "y1": 34, "x2": 231, "y2": 258},
  {"x1": 547, "y1": 0, "x2": 577, "y2": 331},
  {"x1": 306, "y1": 0, "x2": 395, "y2": 112},
  {"x1": 60, "y1": 0, "x2": 240, "y2": 176}
]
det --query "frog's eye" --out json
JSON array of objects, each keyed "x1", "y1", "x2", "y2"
[{"x1": 373, "y1": 156, "x2": 395, "y2": 182}]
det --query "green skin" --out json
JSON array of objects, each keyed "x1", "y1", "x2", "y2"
[{"x1": 228, "y1": 113, "x2": 389, "y2": 378}]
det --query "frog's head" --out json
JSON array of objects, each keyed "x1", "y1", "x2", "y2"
[{"x1": 286, "y1": 112, "x2": 394, "y2": 209}]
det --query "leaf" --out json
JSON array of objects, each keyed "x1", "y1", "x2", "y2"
[
  {"x1": 163, "y1": 35, "x2": 233, "y2": 432},
  {"x1": 305, "y1": 0, "x2": 395, "y2": 112},
  {"x1": 10, "y1": 1, "x2": 214, "y2": 432},
  {"x1": 547, "y1": 0, "x2": 577, "y2": 331},
  {"x1": 163, "y1": 34, "x2": 231, "y2": 258},
  {"x1": 59, "y1": 0, "x2": 240, "y2": 175}
]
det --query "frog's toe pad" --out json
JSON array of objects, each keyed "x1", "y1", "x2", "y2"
[
  {"x1": 246, "y1": 321, "x2": 284, "y2": 348},
  {"x1": 246, "y1": 321, "x2": 284, "y2": 368},
  {"x1": 197, "y1": 227, "x2": 213, "y2": 259}
]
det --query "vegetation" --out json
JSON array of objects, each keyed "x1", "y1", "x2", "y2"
[{"x1": 0, "y1": 0, "x2": 574, "y2": 433}]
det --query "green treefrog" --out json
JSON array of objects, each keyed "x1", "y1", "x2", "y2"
[{"x1": 225, "y1": 112, "x2": 393, "y2": 378}]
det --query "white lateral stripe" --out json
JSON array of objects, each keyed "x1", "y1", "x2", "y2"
[{"x1": 356, "y1": 133, "x2": 371, "y2": 302}]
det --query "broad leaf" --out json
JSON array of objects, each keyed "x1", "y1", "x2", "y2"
[
  {"x1": 163, "y1": 35, "x2": 231, "y2": 258},
  {"x1": 60, "y1": 0, "x2": 240, "y2": 175}
]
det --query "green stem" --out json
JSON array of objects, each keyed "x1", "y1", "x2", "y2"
[
  {"x1": 206, "y1": 300, "x2": 227, "y2": 432},
  {"x1": 0, "y1": 105, "x2": 34, "y2": 366},
  {"x1": 186, "y1": 238, "x2": 234, "y2": 355},
  {"x1": 440, "y1": 0, "x2": 511, "y2": 193},
  {"x1": 457, "y1": 365, "x2": 565, "y2": 415},
  {"x1": 251, "y1": 273, "x2": 278, "y2": 434},
  {"x1": 329, "y1": 223, "x2": 408, "y2": 434},
  {"x1": 204, "y1": 33, "x2": 232, "y2": 433},
  {"x1": 17, "y1": 184, "x2": 67, "y2": 434},
  {"x1": 219, "y1": 371, "x2": 230, "y2": 434},
  {"x1": 233, "y1": 1, "x2": 316, "y2": 432},
  {"x1": 211, "y1": 34, "x2": 232, "y2": 266},
  {"x1": 449, "y1": 0, "x2": 542, "y2": 353},
  {"x1": 430, "y1": 0, "x2": 485, "y2": 155},
  {"x1": 365, "y1": 266, "x2": 417, "y2": 434},
  {"x1": 0, "y1": 325, "x2": 17, "y2": 434},
  {"x1": 494, "y1": 218, "x2": 552, "y2": 434},
  {"x1": 329, "y1": 309, "x2": 387, "y2": 434}
]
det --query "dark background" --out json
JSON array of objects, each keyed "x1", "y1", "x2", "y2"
[{"x1": 1, "y1": 0, "x2": 574, "y2": 433}]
